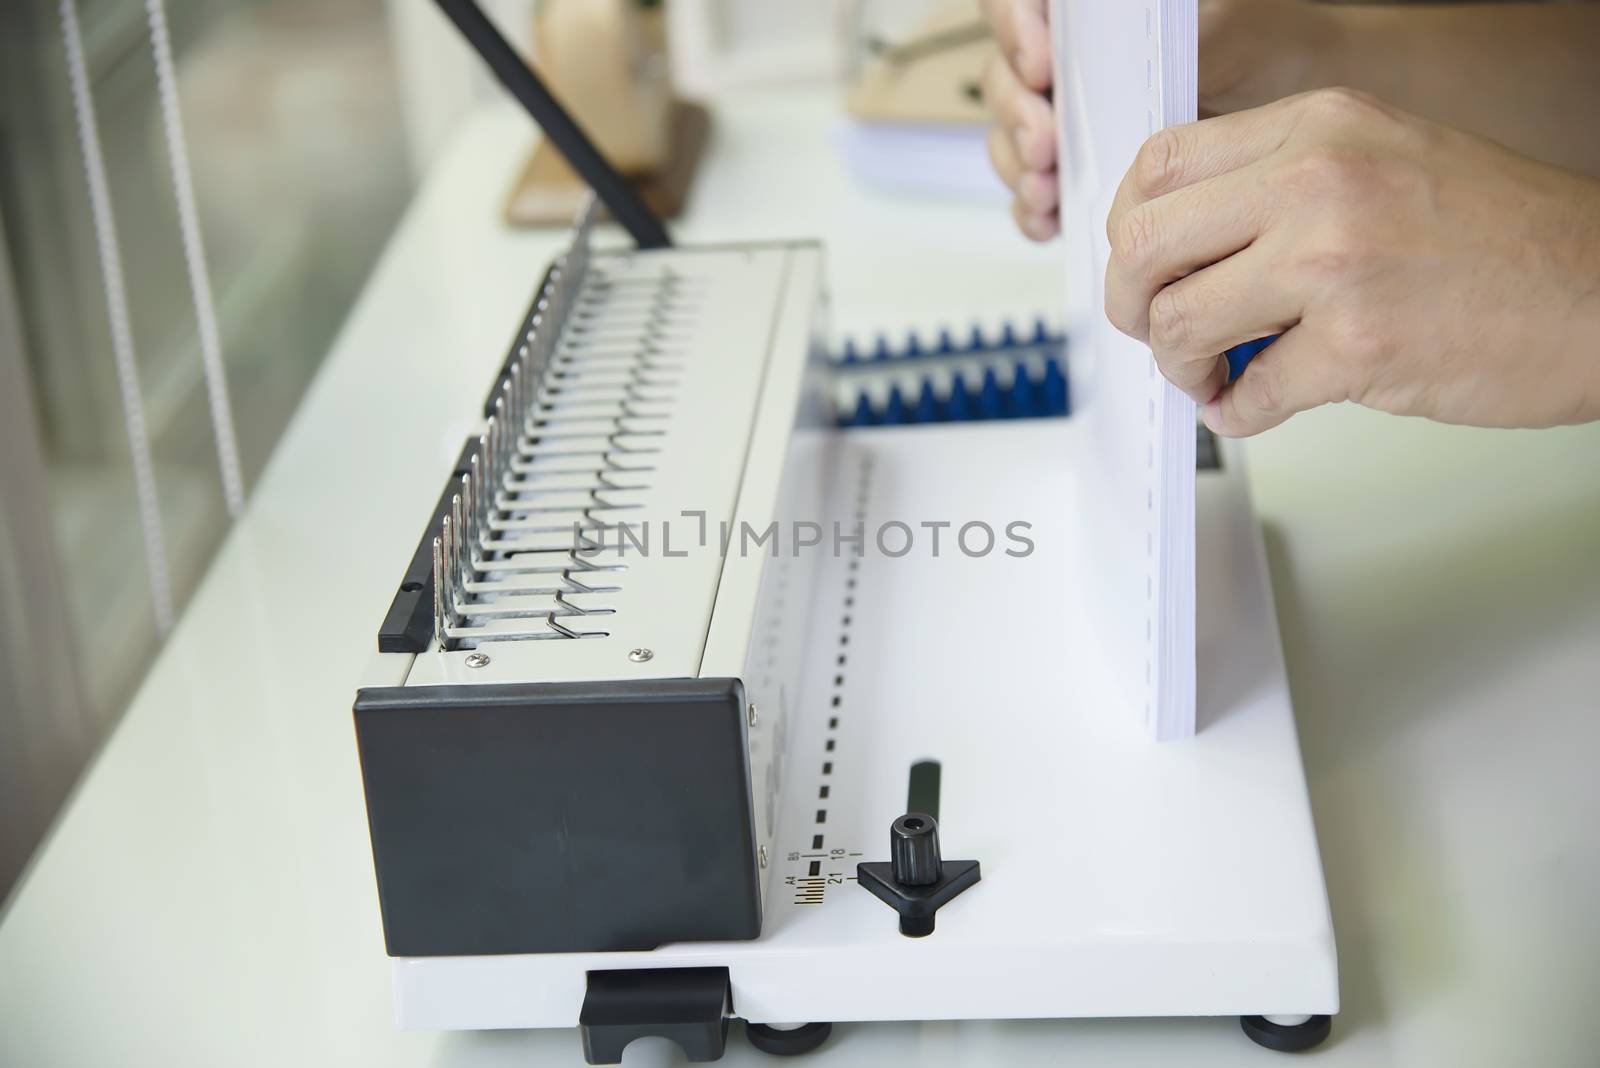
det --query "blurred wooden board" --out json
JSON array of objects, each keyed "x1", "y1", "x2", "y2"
[
  {"x1": 848, "y1": 0, "x2": 992, "y2": 125},
  {"x1": 504, "y1": 100, "x2": 710, "y2": 227}
]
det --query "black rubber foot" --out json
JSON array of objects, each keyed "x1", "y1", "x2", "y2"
[
  {"x1": 1240, "y1": 1015, "x2": 1332, "y2": 1053},
  {"x1": 745, "y1": 1022, "x2": 832, "y2": 1056}
]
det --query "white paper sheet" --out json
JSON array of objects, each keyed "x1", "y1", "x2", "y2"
[{"x1": 1051, "y1": 0, "x2": 1197, "y2": 739}]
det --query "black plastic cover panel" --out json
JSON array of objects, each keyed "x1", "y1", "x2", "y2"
[{"x1": 353, "y1": 678, "x2": 759, "y2": 956}]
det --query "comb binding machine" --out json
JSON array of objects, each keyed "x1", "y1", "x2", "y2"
[{"x1": 350, "y1": 2, "x2": 1340, "y2": 1061}]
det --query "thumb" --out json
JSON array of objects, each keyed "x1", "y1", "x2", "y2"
[{"x1": 1201, "y1": 327, "x2": 1334, "y2": 436}]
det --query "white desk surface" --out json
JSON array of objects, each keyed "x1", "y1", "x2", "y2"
[{"x1": 2, "y1": 89, "x2": 1597, "y2": 1068}]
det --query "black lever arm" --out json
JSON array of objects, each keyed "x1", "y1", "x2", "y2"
[{"x1": 433, "y1": 0, "x2": 673, "y2": 250}]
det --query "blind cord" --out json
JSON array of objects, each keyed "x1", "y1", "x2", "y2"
[
  {"x1": 57, "y1": 0, "x2": 175, "y2": 636},
  {"x1": 144, "y1": 0, "x2": 246, "y2": 518}
]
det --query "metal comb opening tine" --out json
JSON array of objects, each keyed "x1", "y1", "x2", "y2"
[
  {"x1": 460, "y1": 466, "x2": 477, "y2": 567},
  {"x1": 494, "y1": 388, "x2": 513, "y2": 475},
  {"x1": 431, "y1": 535, "x2": 448, "y2": 651},
  {"x1": 533, "y1": 309, "x2": 551, "y2": 370},
  {"x1": 441, "y1": 512, "x2": 459, "y2": 637},
  {"x1": 451, "y1": 489, "x2": 470, "y2": 601},
  {"x1": 487, "y1": 408, "x2": 503, "y2": 494},
  {"x1": 459, "y1": 473, "x2": 478, "y2": 575},
  {"x1": 520, "y1": 327, "x2": 538, "y2": 411},
  {"x1": 551, "y1": 589, "x2": 590, "y2": 616},
  {"x1": 513, "y1": 342, "x2": 531, "y2": 417},
  {"x1": 508, "y1": 361, "x2": 524, "y2": 438},
  {"x1": 546, "y1": 614, "x2": 583, "y2": 640},
  {"x1": 489, "y1": 421, "x2": 509, "y2": 535},
  {"x1": 538, "y1": 305, "x2": 558, "y2": 366},
  {"x1": 471, "y1": 442, "x2": 488, "y2": 543}
]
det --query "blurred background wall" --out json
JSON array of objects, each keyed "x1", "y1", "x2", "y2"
[
  {"x1": 0, "y1": 0, "x2": 872, "y2": 907},
  {"x1": 0, "y1": 0, "x2": 444, "y2": 899}
]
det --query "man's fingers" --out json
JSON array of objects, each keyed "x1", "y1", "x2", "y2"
[
  {"x1": 1019, "y1": 170, "x2": 1060, "y2": 215},
  {"x1": 980, "y1": 53, "x2": 1057, "y2": 171},
  {"x1": 982, "y1": 0, "x2": 1052, "y2": 90},
  {"x1": 987, "y1": 124, "x2": 1059, "y2": 216},
  {"x1": 1202, "y1": 328, "x2": 1333, "y2": 437},
  {"x1": 986, "y1": 88, "x2": 1059, "y2": 239},
  {"x1": 1106, "y1": 95, "x2": 1306, "y2": 231},
  {"x1": 1011, "y1": 196, "x2": 1060, "y2": 241},
  {"x1": 1104, "y1": 162, "x2": 1272, "y2": 342},
  {"x1": 1143, "y1": 242, "x2": 1303, "y2": 403},
  {"x1": 987, "y1": 124, "x2": 1024, "y2": 190}
]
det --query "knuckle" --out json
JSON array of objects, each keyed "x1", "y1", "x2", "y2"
[
  {"x1": 1296, "y1": 225, "x2": 1364, "y2": 279},
  {"x1": 1018, "y1": 171, "x2": 1053, "y2": 212},
  {"x1": 1296, "y1": 206, "x2": 1386, "y2": 282},
  {"x1": 1133, "y1": 127, "x2": 1184, "y2": 197},
  {"x1": 1104, "y1": 293, "x2": 1138, "y2": 337},
  {"x1": 1011, "y1": 198, "x2": 1052, "y2": 242},
  {"x1": 1326, "y1": 307, "x2": 1387, "y2": 368},
  {"x1": 1147, "y1": 286, "x2": 1195, "y2": 351},
  {"x1": 1275, "y1": 144, "x2": 1372, "y2": 198},
  {"x1": 1112, "y1": 204, "x2": 1161, "y2": 276},
  {"x1": 1241, "y1": 362, "x2": 1284, "y2": 416},
  {"x1": 1014, "y1": 120, "x2": 1043, "y2": 168},
  {"x1": 1103, "y1": 275, "x2": 1143, "y2": 337},
  {"x1": 1304, "y1": 86, "x2": 1387, "y2": 126}
]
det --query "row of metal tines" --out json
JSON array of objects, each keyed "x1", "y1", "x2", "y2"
[{"x1": 429, "y1": 199, "x2": 637, "y2": 651}]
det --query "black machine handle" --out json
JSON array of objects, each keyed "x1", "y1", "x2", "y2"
[{"x1": 432, "y1": 0, "x2": 673, "y2": 250}]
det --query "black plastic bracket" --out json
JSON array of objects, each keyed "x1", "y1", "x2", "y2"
[
  {"x1": 856, "y1": 813, "x2": 980, "y2": 937},
  {"x1": 375, "y1": 440, "x2": 478, "y2": 653},
  {"x1": 579, "y1": 967, "x2": 731, "y2": 1064}
]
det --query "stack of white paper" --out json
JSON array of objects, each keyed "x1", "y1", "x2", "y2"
[
  {"x1": 1051, "y1": 0, "x2": 1198, "y2": 739},
  {"x1": 834, "y1": 121, "x2": 1008, "y2": 201}
]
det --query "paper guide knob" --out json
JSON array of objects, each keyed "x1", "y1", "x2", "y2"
[{"x1": 890, "y1": 813, "x2": 942, "y2": 887}]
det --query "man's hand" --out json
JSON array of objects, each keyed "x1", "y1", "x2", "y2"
[
  {"x1": 979, "y1": 0, "x2": 1058, "y2": 241},
  {"x1": 978, "y1": 0, "x2": 1338, "y2": 242},
  {"x1": 1105, "y1": 88, "x2": 1600, "y2": 436}
]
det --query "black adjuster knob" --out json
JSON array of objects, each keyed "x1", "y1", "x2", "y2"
[
  {"x1": 890, "y1": 813, "x2": 942, "y2": 886},
  {"x1": 857, "y1": 812, "x2": 980, "y2": 937}
]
